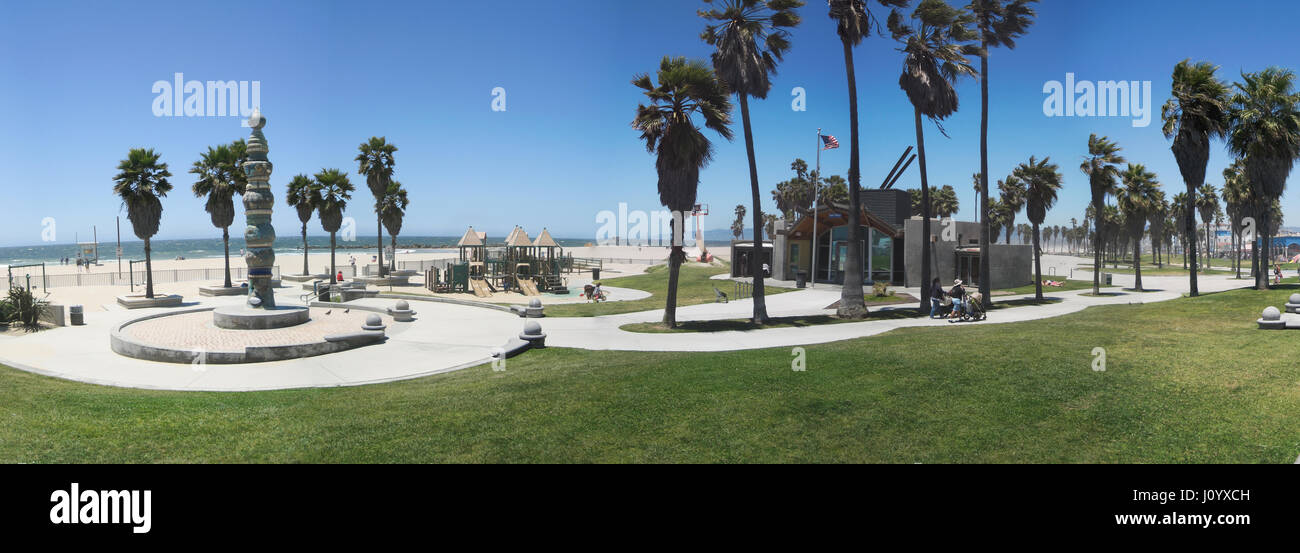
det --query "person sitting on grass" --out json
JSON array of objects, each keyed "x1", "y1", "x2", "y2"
[{"x1": 948, "y1": 279, "x2": 966, "y2": 319}]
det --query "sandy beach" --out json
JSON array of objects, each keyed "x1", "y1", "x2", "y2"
[{"x1": 4, "y1": 245, "x2": 697, "y2": 311}]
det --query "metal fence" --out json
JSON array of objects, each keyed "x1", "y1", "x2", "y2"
[{"x1": 10, "y1": 266, "x2": 282, "y2": 290}]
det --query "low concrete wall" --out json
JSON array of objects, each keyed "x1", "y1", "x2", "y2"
[{"x1": 40, "y1": 304, "x2": 67, "y2": 327}]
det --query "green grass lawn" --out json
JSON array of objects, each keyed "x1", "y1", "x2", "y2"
[
  {"x1": 619, "y1": 298, "x2": 1061, "y2": 333},
  {"x1": 541, "y1": 263, "x2": 791, "y2": 317},
  {"x1": 3, "y1": 286, "x2": 1297, "y2": 463},
  {"x1": 996, "y1": 279, "x2": 1096, "y2": 296}
]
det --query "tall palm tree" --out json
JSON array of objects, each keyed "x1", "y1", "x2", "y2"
[
  {"x1": 1116, "y1": 164, "x2": 1161, "y2": 291},
  {"x1": 1146, "y1": 192, "x2": 1168, "y2": 268},
  {"x1": 1196, "y1": 183, "x2": 1219, "y2": 271},
  {"x1": 632, "y1": 56, "x2": 734, "y2": 328},
  {"x1": 1015, "y1": 156, "x2": 1060, "y2": 299},
  {"x1": 732, "y1": 204, "x2": 747, "y2": 239},
  {"x1": 1221, "y1": 159, "x2": 1250, "y2": 278},
  {"x1": 112, "y1": 148, "x2": 172, "y2": 299},
  {"x1": 968, "y1": 0, "x2": 1035, "y2": 305},
  {"x1": 285, "y1": 174, "x2": 320, "y2": 276},
  {"x1": 701, "y1": 0, "x2": 802, "y2": 324},
  {"x1": 889, "y1": 0, "x2": 976, "y2": 312},
  {"x1": 189, "y1": 144, "x2": 243, "y2": 289},
  {"x1": 827, "y1": 0, "x2": 905, "y2": 318},
  {"x1": 378, "y1": 181, "x2": 410, "y2": 272},
  {"x1": 1080, "y1": 134, "x2": 1125, "y2": 295},
  {"x1": 314, "y1": 168, "x2": 354, "y2": 285},
  {"x1": 355, "y1": 137, "x2": 398, "y2": 278},
  {"x1": 997, "y1": 173, "x2": 1024, "y2": 243},
  {"x1": 1170, "y1": 192, "x2": 1189, "y2": 269},
  {"x1": 1162, "y1": 60, "x2": 1230, "y2": 295},
  {"x1": 1228, "y1": 67, "x2": 1300, "y2": 289}
]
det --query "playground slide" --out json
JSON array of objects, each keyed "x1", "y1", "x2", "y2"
[
  {"x1": 470, "y1": 279, "x2": 492, "y2": 298},
  {"x1": 516, "y1": 279, "x2": 541, "y2": 296}
]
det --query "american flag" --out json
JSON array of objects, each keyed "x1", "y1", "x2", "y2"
[{"x1": 820, "y1": 134, "x2": 840, "y2": 150}]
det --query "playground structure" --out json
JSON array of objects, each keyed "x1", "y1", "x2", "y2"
[{"x1": 426, "y1": 226, "x2": 577, "y2": 298}]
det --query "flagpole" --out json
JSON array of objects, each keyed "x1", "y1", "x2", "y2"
[{"x1": 812, "y1": 128, "x2": 820, "y2": 288}]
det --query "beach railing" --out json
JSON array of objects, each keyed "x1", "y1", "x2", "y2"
[{"x1": 29, "y1": 266, "x2": 282, "y2": 290}]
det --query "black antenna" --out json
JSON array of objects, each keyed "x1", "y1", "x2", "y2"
[
  {"x1": 885, "y1": 154, "x2": 916, "y2": 190},
  {"x1": 879, "y1": 146, "x2": 914, "y2": 189}
]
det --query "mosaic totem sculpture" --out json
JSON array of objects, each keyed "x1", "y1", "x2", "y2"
[{"x1": 242, "y1": 108, "x2": 276, "y2": 308}]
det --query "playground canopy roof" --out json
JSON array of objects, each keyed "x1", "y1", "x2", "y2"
[
  {"x1": 505, "y1": 227, "x2": 533, "y2": 247},
  {"x1": 457, "y1": 227, "x2": 485, "y2": 247},
  {"x1": 533, "y1": 228, "x2": 560, "y2": 248}
]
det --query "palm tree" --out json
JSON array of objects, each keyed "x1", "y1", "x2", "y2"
[
  {"x1": 1221, "y1": 159, "x2": 1251, "y2": 278},
  {"x1": 1116, "y1": 164, "x2": 1161, "y2": 291},
  {"x1": 1228, "y1": 67, "x2": 1300, "y2": 289},
  {"x1": 1146, "y1": 192, "x2": 1168, "y2": 268},
  {"x1": 986, "y1": 197, "x2": 1008, "y2": 243},
  {"x1": 189, "y1": 144, "x2": 244, "y2": 289},
  {"x1": 285, "y1": 174, "x2": 320, "y2": 276},
  {"x1": 933, "y1": 184, "x2": 959, "y2": 217},
  {"x1": 314, "y1": 168, "x2": 354, "y2": 285},
  {"x1": 1170, "y1": 192, "x2": 1190, "y2": 269},
  {"x1": 968, "y1": 0, "x2": 1035, "y2": 305},
  {"x1": 889, "y1": 0, "x2": 976, "y2": 312},
  {"x1": 632, "y1": 56, "x2": 734, "y2": 328},
  {"x1": 1080, "y1": 134, "x2": 1125, "y2": 295},
  {"x1": 1196, "y1": 183, "x2": 1219, "y2": 271},
  {"x1": 997, "y1": 174, "x2": 1024, "y2": 243},
  {"x1": 355, "y1": 137, "x2": 398, "y2": 278},
  {"x1": 1161, "y1": 60, "x2": 1230, "y2": 295},
  {"x1": 732, "y1": 204, "x2": 747, "y2": 239},
  {"x1": 700, "y1": 0, "x2": 802, "y2": 324},
  {"x1": 112, "y1": 148, "x2": 172, "y2": 299},
  {"x1": 1014, "y1": 156, "x2": 1061, "y2": 299},
  {"x1": 378, "y1": 181, "x2": 410, "y2": 272},
  {"x1": 827, "y1": 0, "x2": 905, "y2": 317}
]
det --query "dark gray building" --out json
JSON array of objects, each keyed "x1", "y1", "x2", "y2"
[{"x1": 902, "y1": 218, "x2": 1032, "y2": 289}]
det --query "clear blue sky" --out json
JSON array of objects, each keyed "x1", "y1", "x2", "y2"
[{"x1": 1, "y1": 0, "x2": 1297, "y2": 247}]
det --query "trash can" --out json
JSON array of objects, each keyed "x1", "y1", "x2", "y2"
[
  {"x1": 592, "y1": 268, "x2": 601, "y2": 281},
  {"x1": 1103, "y1": 273, "x2": 1113, "y2": 286},
  {"x1": 69, "y1": 305, "x2": 84, "y2": 326},
  {"x1": 795, "y1": 270, "x2": 807, "y2": 289}
]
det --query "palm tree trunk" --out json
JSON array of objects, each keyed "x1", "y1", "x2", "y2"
[
  {"x1": 914, "y1": 107, "x2": 932, "y2": 313},
  {"x1": 302, "y1": 222, "x2": 309, "y2": 276},
  {"x1": 390, "y1": 233, "x2": 398, "y2": 271},
  {"x1": 144, "y1": 237, "x2": 154, "y2": 299},
  {"x1": 1092, "y1": 199, "x2": 1102, "y2": 295},
  {"x1": 222, "y1": 226, "x2": 232, "y2": 288},
  {"x1": 330, "y1": 232, "x2": 338, "y2": 284},
  {"x1": 837, "y1": 38, "x2": 866, "y2": 318},
  {"x1": 1133, "y1": 235, "x2": 1143, "y2": 292},
  {"x1": 1186, "y1": 188, "x2": 1199, "y2": 296},
  {"x1": 664, "y1": 246, "x2": 681, "y2": 327},
  {"x1": 376, "y1": 216, "x2": 386, "y2": 278},
  {"x1": 1032, "y1": 222, "x2": 1042, "y2": 300},
  {"x1": 736, "y1": 94, "x2": 768, "y2": 324},
  {"x1": 979, "y1": 48, "x2": 992, "y2": 306}
]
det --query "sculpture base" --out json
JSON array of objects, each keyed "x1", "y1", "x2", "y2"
[{"x1": 213, "y1": 305, "x2": 310, "y2": 330}]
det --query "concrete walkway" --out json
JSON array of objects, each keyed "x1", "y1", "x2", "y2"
[{"x1": 0, "y1": 264, "x2": 1256, "y2": 391}]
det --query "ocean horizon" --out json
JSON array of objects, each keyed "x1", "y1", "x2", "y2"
[{"x1": 0, "y1": 235, "x2": 728, "y2": 267}]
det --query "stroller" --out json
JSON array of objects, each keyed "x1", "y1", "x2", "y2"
[{"x1": 958, "y1": 291, "x2": 987, "y2": 322}]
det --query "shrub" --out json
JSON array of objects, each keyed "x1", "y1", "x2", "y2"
[
  {"x1": 6, "y1": 287, "x2": 48, "y2": 331},
  {"x1": 872, "y1": 282, "x2": 893, "y2": 297}
]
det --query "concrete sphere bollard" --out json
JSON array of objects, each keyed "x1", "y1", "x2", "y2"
[
  {"x1": 396, "y1": 300, "x2": 410, "y2": 311},
  {"x1": 1262, "y1": 306, "x2": 1282, "y2": 321},
  {"x1": 519, "y1": 320, "x2": 547, "y2": 347},
  {"x1": 362, "y1": 314, "x2": 387, "y2": 331},
  {"x1": 526, "y1": 297, "x2": 544, "y2": 318}
]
